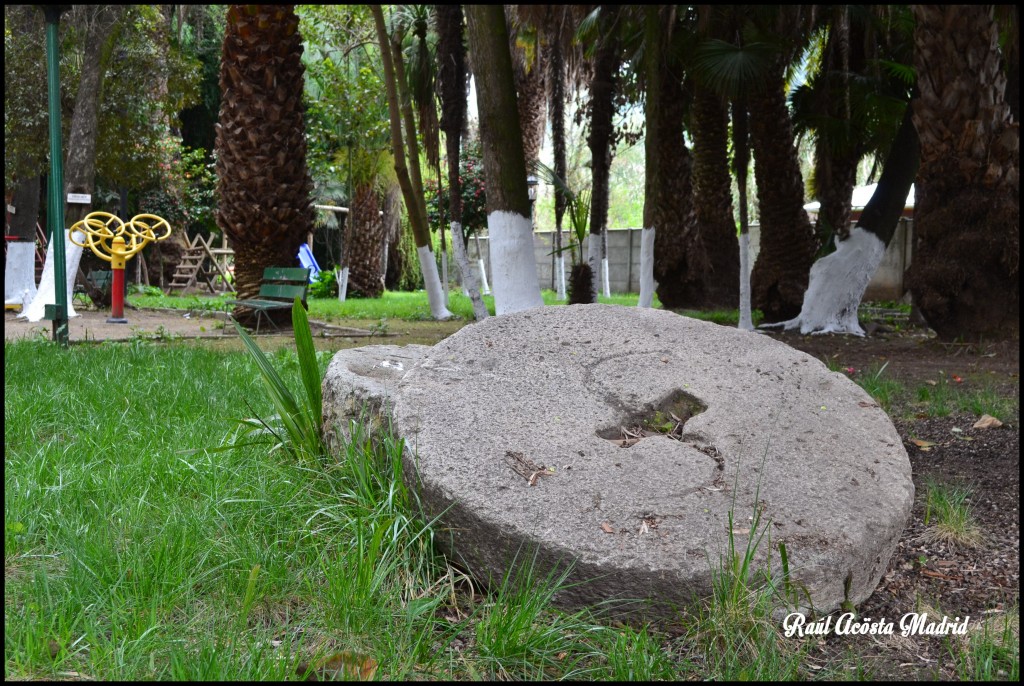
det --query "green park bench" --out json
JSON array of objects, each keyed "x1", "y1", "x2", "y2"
[{"x1": 226, "y1": 267, "x2": 310, "y2": 334}]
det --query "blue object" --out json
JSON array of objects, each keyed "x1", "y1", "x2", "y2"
[{"x1": 297, "y1": 243, "x2": 320, "y2": 283}]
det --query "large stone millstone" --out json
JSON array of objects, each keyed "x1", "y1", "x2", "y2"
[{"x1": 328, "y1": 305, "x2": 914, "y2": 619}]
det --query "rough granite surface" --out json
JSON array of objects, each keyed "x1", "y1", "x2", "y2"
[{"x1": 326, "y1": 305, "x2": 915, "y2": 619}]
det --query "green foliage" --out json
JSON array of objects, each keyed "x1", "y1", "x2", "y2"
[
  {"x1": 136, "y1": 138, "x2": 218, "y2": 234},
  {"x1": 230, "y1": 298, "x2": 324, "y2": 464},
  {"x1": 425, "y1": 136, "x2": 489, "y2": 244},
  {"x1": 309, "y1": 268, "x2": 339, "y2": 299},
  {"x1": 95, "y1": 5, "x2": 203, "y2": 191},
  {"x1": 299, "y1": 6, "x2": 392, "y2": 192}
]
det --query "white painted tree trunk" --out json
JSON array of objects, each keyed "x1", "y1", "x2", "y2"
[
  {"x1": 555, "y1": 254, "x2": 566, "y2": 300},
  {"x1": 637, "y1": 227, "x2": 656, "y2": 308},
  {"x1": 601, "y1": 257, "x2": 611, "y2": 298},
  {"x1": 441, "y1": 248, "x2": 449, "y2": 300},
  {"x1": 5, "y1": 242, "x2": 38, "y2": 306},
  {"x1": 19, "y1": 230, "x2": 85, "y2": 323},
  {"x1": 337, "y1": 267, "x2": 349, "y2": 302},
  {"x1": 450, "y1": 221, "x2": 489, "y2": 320},
  {"x1": 768, "y1": 225, "x2": 886, "y2": 335},
  {"x1": 473, "y1": 232, "x2": 491, "y2": 294},
  {"x1": 737, "y1": 232, "x2": 754, "y2": 331},
  {"x1": 587, "y1": 230, "x2": 601, "y2": 302},
  {"x1": 417, "y1": 244, "x2": 454, "y2": 319},
  {"x1": 488, "y1": 211, "x2": 544, "y2": 315}
]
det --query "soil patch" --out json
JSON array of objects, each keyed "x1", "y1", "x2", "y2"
[{"x1": 765, "y1": 326, "x2": 1019, "y2": 680}]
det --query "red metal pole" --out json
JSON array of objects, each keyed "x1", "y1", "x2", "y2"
[{"x1": 108, "y1": 265, "x2": 126, "y2": 322}]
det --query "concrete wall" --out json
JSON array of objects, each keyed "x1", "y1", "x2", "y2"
[{"x1": 463, "y1": 221, "x2": 914, "y2": 301}]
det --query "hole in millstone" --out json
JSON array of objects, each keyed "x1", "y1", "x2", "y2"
[{"x1": 596, "y1": 390, "x2": 708, "y2": 446}]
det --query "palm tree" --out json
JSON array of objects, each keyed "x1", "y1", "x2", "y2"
[
  {"x1": 643, "y1": 7, "x2": 701, "y2": 311},
  {"x1": 215, "y1": 5, "x2": 314, "y2": 316},
  {"x1": 371, "y1": 5, "x2": 453, "y2": 319},
  {"x1": 435, "y1": 4, "x2": 488, "y2": 320},
  {"x1": 906, "y1": 5, "x2": 1019, "y2": 339},
  {"x1": 583, "y1": 5, "x2": 624, "y2": 303},
  {"x1": 464, "y1": 4, "x2": 544, "y2": 315},
  {"x1": 746, "y1": 6, "x2": 818, "y2": 323}
]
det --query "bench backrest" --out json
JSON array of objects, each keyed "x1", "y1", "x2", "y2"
[{"x1": 258, "y1": 267, "x2": 310, "y2": 304}]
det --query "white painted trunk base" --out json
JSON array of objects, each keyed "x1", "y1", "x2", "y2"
[
  {"x1": 417, "y1": 245, "x2": 454, "y2": 320},
  {"x1": 5, "y1": 242, "x2": 38, "y2": 306},
  {"x1": 601, "y1": 258, "x2": 611, "y2": 298},
  {"x1": 637, "y1": 227, "x2": 656, "y2": 308},
  {"x1": 450, "y1": 221, "x2": 488, "y2": 320},
  {"x1": 488, "y1": 211, "x2": 544, "y2": 315},
  {"x1": 556, "y1": 255, "x2": 567, "y2": 301},
  {"x1": 477, "y1": 259, "x2": 491, "y2": 295},
  {"x1": 441, "y1": 250, "x2": 449, "y2": 300},
  {"x1": 738, "y1": 233, "x2": 754, "y2": 331},
  {"x1": 337, "y1": 267, "x2": 349, "y2": 302},
  {"x1": 771, "y1": 226, "x2": 886, "y2": 336},
  {"x1": 19, "y1": 231, "x2": 85, "y2": 322},
  {"x1": 587, "y1": 231, "x2": 601, "y2": 302}
]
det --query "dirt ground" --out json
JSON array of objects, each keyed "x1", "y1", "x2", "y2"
[
  {"x1": 4, "y1": 304, "x2": 1019, "y2": 679},
  {"x1": 3, "y1": 305, "x2": 461, "y2": 350}
]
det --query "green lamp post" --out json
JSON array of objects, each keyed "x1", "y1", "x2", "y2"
[{"x1": 40, "y1": 5, "x2": 72, "y2": 347}]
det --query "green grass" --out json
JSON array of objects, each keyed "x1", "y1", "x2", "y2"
[
  {"x1": 914, "y1": 374, "x2": 1018, "y2": 420},
  {"x1": 947, "y1": 609, "x2": 1020, "y2": 681},
  {"x1": 850, "y1": 362, "x2": 906, "y2": 413},
  {"x1": 922, "y1": 479, "x2": 985, "y2": 548},
  {"x1": 129, "y1": 286, "x2": 773, "y2": 331},
  {"x1": 8, "y1": 332, "x2": 1010, "y2": 680},
  {"x1": 3, "y1": 337, "x2": 811, "y2": 681}
]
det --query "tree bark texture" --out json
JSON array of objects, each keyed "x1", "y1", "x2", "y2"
[
  {"x1": 690, "y1": 86, "x2": 740, "y2": 307},
  {"x1": 586, "y1": 6, "x2": 621, "y2": 249},
  {"x1": 748, "y1": 57, "x2": 817, "y2": 322},
  {"x1": 345, "y1": 184, "x2": 385, "y2": 298},
  {"x1": 906, "y1": 5, "x2": 1019, "y2": 340},
  {"x1": 215, "y1": 5, "x2": 314, "y2": 309},
  {"x1": 465, "y1": 5, "x2": 531, "y2": 217},
  {"x1": 650, "y1": 66, "x2": 699, "y2": 310}
]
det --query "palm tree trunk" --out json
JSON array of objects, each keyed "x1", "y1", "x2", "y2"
[
  {"x1": 548, "y1": 12, "x2": 569, "y2": 300},
  {"x1": 585, "y1": 6, "x2": 621, "y2": 303},
  {"x1": 690, "y1": 86, "x2": 739, "y2": 307},
  {"x1": 733, "y1": 99, "x2": 754, "y2": 330},
  {"x1": 345, "y1": 184, "x2": 385, "y2": 298},
  {"x1": 371, "y1": 5, "x2": 452, "y2": 320},
  {"x1": 650, "y1": 63, "x2": 699, "y2": 310},
  {"x1": 436, "y1": 4, "x2": 488, "y2": 320},
  {"x1": 906, "y1": 5, "x2": 1019, "y2": 339},
  {"x1": 465, "y1": 4, "x2": 544, "y2": 315},
  {"x1": 770, "y1": 102, "x2": 919, "y2": 334},
  {"x1": 215, "y1": 4, "x2": 315, "y2": 325},
  {"x1": 748, "y1": 57, "x2": 817, "y2": 322}
]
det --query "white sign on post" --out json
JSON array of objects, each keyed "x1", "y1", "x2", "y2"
[{"x1": 67, "y1": 193, "x2": 92, "y2": 204}]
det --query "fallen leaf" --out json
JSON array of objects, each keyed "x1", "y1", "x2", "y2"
[
  {"x1": 950, "y1": 427, "x2": 963, "y2": 433},
  {"x1": 911, "y1": 439, "x2": 936, "y2": 449},
  {"x1": 925, "y1": 380, "x2": 938, "y2": 386},
  {"x1": 556, "y1": 652, "x2": 568, "y2": 661},
  {"x1": 731, "y1": 528, "x2": 751, "y2": 535},
  {"x1": 304, "y1": 651, "x2": 378, "y2": 681},
  {"x1": 661, "y1": 357, "x2": 669, "y2": 363},
  {"x1": 921, "y1": 569, "x2": 962, "y2": 581},
  {"x1": 973, "y1": 414, "x2": 1003, "y2": 429},
  {"x1": 601, "y1": 522, "x2": 615, "y2": 534},
  {"x1": 858, "y1": 401, "x2": 879, "y2": 408}
]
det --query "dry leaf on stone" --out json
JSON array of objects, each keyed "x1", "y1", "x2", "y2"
[
  {"x1": 601, "y1": 522, "x2": 615, "y2": 534},
  {"x1": 973, "y1": 414, "x2": 1003, "y2": 430},
  {"x1": 858, "y1": 401, "x2": 879, "y2": 408}
]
